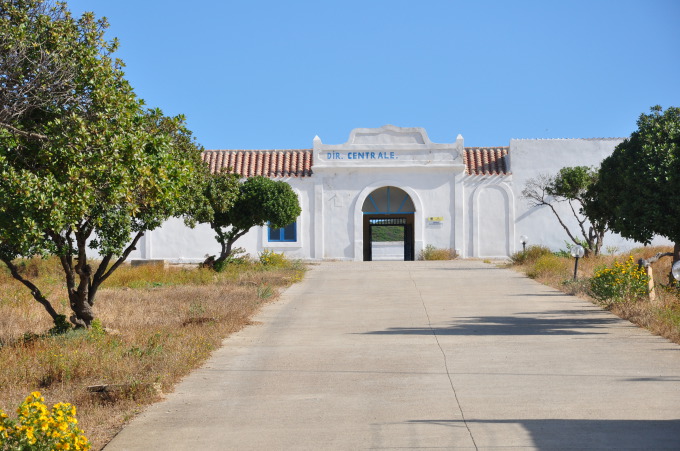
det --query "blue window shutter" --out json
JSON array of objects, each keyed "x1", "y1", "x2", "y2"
[{"x1": 268, "y1": 221, "x2": 297, "y2": 242}]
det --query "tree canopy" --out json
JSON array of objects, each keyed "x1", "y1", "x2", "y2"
[
  {"x1": 587, "y1": 105, "x2": 680, "y2": 263},
  {"x1": 196, "y1": 175, "x2": 301, "y2": 268},
  {"x1": 0, "y1": 0, "x2": 205, "y2": 327},
  {"x1": 522, "y1": 166, "x2": 606, "y2": 256}
]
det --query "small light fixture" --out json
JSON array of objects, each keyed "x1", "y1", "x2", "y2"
[
  {"x1": 570, "y1": 245, "x2": 585, "y2": 280},
  {"x1": 672, "y1": 260, "x2": 680, "y2": 281},
  {"x1": 519, "y1": 235, "x2": 529, "y2": 253}
]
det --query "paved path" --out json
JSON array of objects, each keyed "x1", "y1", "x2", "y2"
[{"x1": 105, "y1": 261, "x2": 680, "y2": 450}]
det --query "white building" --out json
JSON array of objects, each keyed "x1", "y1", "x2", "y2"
[{"x1": 132, "y1": 125, "x2": 662, "y2": 262}]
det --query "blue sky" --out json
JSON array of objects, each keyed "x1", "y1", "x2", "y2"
[{"x1": 66, "y1": 0, "x2": 680, "y2": 149}]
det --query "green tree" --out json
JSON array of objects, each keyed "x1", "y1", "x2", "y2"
[
  {"x1": 188, "y1": 168, "x2": 241, "y2": 255},
  {"x1": 198, "y1": 175, "x2": 301, "y2": 267},
  {"x1": 522, "y1": 166, "x2": 606, "y2": 256},
  {"x1": 0, "y1": 0, "x2": 204, "y2": 327},
  {"x1": 587, "y1": 105, "x2": 680, "y2": 269}
]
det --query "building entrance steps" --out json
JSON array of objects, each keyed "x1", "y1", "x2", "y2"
[{"x1": 105, "y1": 261, "x2": 680, "y2": 450}]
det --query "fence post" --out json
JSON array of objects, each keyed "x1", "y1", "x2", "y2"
[{"x1": 646, "y1": 265, "x2": 656, "y2": 302}]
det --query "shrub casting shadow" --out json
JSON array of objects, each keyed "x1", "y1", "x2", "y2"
[{"x1": 361, "y1": 311, "x2": 619, "y2": 336}]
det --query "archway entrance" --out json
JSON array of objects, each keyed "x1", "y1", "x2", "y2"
[{"x1": 361, "y1": 186, "x2": 415, "y2": 261}]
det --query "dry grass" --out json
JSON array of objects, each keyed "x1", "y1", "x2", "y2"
[
  {"x1": 510, "y1": 245, "x2": 680, "y2": 345},
  {"x1": 418, "y1": 245, "x2": 458, "y2": 260},
  {"x1": 0, "y1": 257, "x2": 305, "y2": 450}
]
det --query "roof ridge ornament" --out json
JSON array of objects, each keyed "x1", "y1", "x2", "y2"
[{"x1": 347, "y1": 124, "x2": 431, "y2": 146}]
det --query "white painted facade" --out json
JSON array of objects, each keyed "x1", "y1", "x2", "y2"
[{"x1": 130, "y1": 125, "x2": 669, "y2": 262}]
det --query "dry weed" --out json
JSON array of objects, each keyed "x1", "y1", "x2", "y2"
[
  {"x1": 0, "y1": 260, "x2": 306, "y2": 450},
  {"x1": 418, "y1": 245, "x2": 458, "y2": 260},
  {"x1": 609, "y1": 292, "x2": 680, "y2": 344}
]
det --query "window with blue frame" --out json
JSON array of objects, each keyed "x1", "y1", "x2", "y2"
[{"x1": 268, "y1": 221, "x2": 297, "y2": 242}]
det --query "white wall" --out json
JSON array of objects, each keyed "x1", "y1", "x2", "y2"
[
  {"x1": 313, "y1": 125, "x2": 465, "y2": 260},
  {"x1": 509, "y1": 138, "x2": 671, "y2": 253},
  {"x1": 138, "y1": 177, "x2": 313, "y2": 263},
  {"x1": 133, "y1": 129, "x2": 671, "y2": 263}
]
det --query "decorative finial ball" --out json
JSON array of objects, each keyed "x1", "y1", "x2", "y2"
[{"x1": 570, "y1": 245, "x2": 585, "y2": 258}]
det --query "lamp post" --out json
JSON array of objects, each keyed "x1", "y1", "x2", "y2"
[
  {"x1": 571, "y1": 245, "x2": 585, "y2": 280},
  {"x1": 519, "y1": 235, "x2": 529, "y2": 253}
]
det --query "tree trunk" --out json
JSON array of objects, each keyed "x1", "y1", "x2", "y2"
[
  {"x1": 69, "y1": 290, "x2": 95, "y2": 328},
  {"x1": 71, "y1": 231, "x2": 145, "y2": 327},
  {"x1": 585, "y1": 226, "x2": 605, "y2": 257},
  {"x1": 210, "y1": 226, "x2": 247, "y2": 268},
  {"x1": 208, "y1": 226, "x2": 248, "y2": 270},
  {"x1": 593, "y1": 229, "x2": 605, "y2": 256},
  {"x1": 69, "y1": 262, "x2": 94, "y2": 328},
  {"x1": 213, "y1": 240, "x2": 233, "y2": 267}
]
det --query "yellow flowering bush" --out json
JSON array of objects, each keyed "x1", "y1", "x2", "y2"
[
  {"x1": 0, "y1": 392, "x2": 90, "y2": 451},
  {"x1": 258, "y1": 249, "x2": 287, "y2": 267},
  {"x1": 590, "y1": 256, "x2": 649, "y2": 304}
]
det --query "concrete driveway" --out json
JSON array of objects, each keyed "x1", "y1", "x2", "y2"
[{"x1": 105, "y1": 260, "x2": 680, "y2": 450}]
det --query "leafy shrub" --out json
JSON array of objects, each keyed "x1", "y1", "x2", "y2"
[
  {"x1": 511, "y1": 245, "x2": 553, "y2": 265},
  {"x1": 526, "y1": 254, "x2": 568, "y2": 279},
  {"x1": 418, "y1": 245, "x2": 458, "y2": 260},
  {"x1": 553, "y1": 240, "x2": 591, "y2": 258},
  {"x1": 590, "y1": 256, "x2": 649, "y2": 304},
  {"x1": 552, "y1": 249, "x2": 571, "y2": 258},
  {"x1": 0, "y1": 391, "x2": 90, "y2": 450}
]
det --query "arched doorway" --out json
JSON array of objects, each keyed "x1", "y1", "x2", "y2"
[{"x1": 362, "y1": 186, "x2": 415, "y2": 261}]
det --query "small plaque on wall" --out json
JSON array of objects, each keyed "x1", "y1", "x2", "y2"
[{"x1": 427, "y1": 216, "x2": 444, "y2": 226}]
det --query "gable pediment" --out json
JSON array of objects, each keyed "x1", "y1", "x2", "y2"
[
  {"x1": 348, "y1": 125, "x2": 429, "y2": 145},
  {"x1": 314, "y1": 125, "x2": 465, "y2": 170}
]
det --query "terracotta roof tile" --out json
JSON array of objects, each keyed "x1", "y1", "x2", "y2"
[
  {"x1": 203, "y1": 147, "x2": 509, "y2": 178},
  {"x1": 463, "y1": 147, "x2": 510, "y2": 175},
  {"x1": 201, "y1": 149, "x2": 313, "y2": 178}
]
